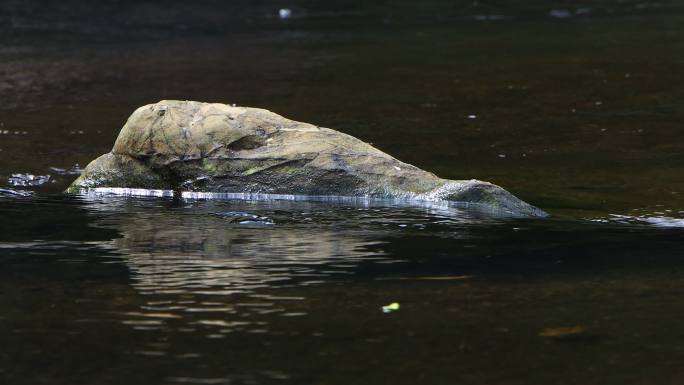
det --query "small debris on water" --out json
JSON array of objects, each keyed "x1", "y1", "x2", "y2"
[
  {"x1": 539, "y1": 326, "x2": 585, "y2": 338},
  {"x1": 8, "y1": 173, "x2": 50, "y2": 187},
  {"x1": 468, "y1": 115, "x2": 477, "y2": 119},
  {"x1": 549, "y1": 9, "x2": 573, "y2": 18},
  {"x1": 381, "y1": 302, "x2": 400, "y2": 313},
  {"x1": 498, "y1": 154, "x2": 507, "y2": 158},
  {"x1": 278, "y1": 8, "x2": 292, "y2": 19},
  {"x1": 473, "y1": 14, "x2": 505, "y2": 21}
]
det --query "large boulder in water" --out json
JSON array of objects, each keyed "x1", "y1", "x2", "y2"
[{"x1": 68, "y1": 100, "x2": 546, "y2": 217}]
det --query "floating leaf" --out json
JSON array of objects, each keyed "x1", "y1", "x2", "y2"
[
  {"x1": 539, "y1": 326, "x2": 585, "y2": 337},
  {"x1": 381, "y1": 302, "x2": 400, "y2": 313}
]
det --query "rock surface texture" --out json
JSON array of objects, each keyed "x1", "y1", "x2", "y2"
[{"x1": 68, "y1": 100, "x2": 546, "y2": 217}]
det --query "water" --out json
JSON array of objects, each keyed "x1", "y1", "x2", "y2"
[{"x1": 2, "y1": 1, "x2": 684, "y2": 384}]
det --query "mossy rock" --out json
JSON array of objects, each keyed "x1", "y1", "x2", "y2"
[{"x1": 68, "y1": 100, "x2": 546, "y2": 217}]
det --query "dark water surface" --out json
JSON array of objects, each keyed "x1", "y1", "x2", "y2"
[{"x1": 2, "y1": 1, "x2": 684, "y2": 384}]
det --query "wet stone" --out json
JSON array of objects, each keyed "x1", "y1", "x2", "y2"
[{"x1": 67, "y1": 100, "x2": 546, "y2": 217}]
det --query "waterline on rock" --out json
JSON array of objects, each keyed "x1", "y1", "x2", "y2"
[{"x1": 76, "y1": 187, "x2": 524, "y2": 216}]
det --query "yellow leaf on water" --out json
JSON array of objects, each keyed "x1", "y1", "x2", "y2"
[{"x1": 381, "y1": 302, "x2": 401, "y2": 313}]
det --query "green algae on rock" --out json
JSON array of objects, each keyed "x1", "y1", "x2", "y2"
[{"x1": 68, "y1": 100, "x2": 546, "y2": 217}]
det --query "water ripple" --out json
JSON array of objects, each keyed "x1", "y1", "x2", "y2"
[{"x1": 597, "y1": 214, "x2": 684, "y2": 228}]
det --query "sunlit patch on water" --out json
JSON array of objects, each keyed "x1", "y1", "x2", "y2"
[
  {"x1": 8, "y1": 173, "x2": 50, "y2": 186},
  {"x1": 596, "y1": 214, "x2": 684, "y2": 228},
  {"x1": 0, "y1": 187, "x2": 32, "y2": 197}
]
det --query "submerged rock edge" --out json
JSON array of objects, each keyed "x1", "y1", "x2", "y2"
[{"x1": 67, "y1": 100, "x2": 547, "y2": 218}]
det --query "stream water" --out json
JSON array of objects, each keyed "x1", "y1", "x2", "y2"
[{"x1": 2, "y1": 1, "x2": 684, "y2": 384}]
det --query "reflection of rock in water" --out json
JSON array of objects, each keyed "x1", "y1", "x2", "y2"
[
  {"x1": 81, "y1": 196, "x2": 483, "y2": 334},
  {"x1": 97, "y1": 200, "x2": 388, "y2": 296}
]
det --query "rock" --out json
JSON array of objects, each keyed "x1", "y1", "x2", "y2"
[{"x1": 67, "y1": 100, "x2": 546, "y2": 217}]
